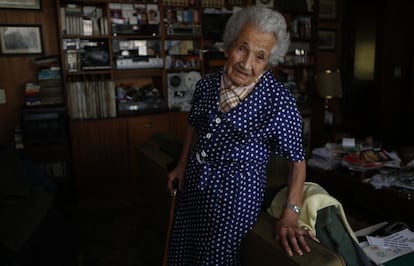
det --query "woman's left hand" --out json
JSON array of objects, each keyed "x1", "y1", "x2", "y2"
[{"x1": 274, "y1": 211, "x2": 319, "y2": 256}]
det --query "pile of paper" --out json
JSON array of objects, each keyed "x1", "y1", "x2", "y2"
[
  {"x1": 360, "y1": 228, "x2": 414, "y2": 265},
  {"x1": 307, "y1": 143, "x2": 345, "y2": 170}
]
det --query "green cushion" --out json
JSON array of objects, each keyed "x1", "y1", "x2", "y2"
[{"x1": 315, "y1": 206, "x2": 363, "y2": 266}]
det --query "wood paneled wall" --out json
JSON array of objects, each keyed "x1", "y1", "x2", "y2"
[{"x1": 0, "y1": 0, "x2": 58, "y2": 144}]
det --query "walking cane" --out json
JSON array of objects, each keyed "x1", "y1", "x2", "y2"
[{"x1": 162, "y1": 180, "x2": 178, "y2": 266}]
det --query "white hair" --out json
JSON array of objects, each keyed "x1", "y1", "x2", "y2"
[{"x1": 222, "y1": 6, "x2": 290, "y2": 67}]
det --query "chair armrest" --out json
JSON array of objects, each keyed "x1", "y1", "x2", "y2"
[{"x1": 241, "y1": 212, "x2": 346, "y2": 266}]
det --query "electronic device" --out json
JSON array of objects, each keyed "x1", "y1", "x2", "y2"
[
  {"x1": 166, "y1": 25, "x2": 201, "y2": 36},
  {"x1": 111, "y1": 24, "x2": 159, "y2": 36},
  {"x1": 167, "y1": 71, "x2": 201, "y2": 111},
  {"x1": 115, "y1": 57, "x2": 163, "y2": 69},
  {"x1": 80, "y1": 43, "x2": 111, "y2": 70},
  {"x1": 116, "y1": 85, "x2": 167, "y2": 115}
]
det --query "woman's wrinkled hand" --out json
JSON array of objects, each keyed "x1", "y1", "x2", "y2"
[
  {"x1": 274, "y1": 212, "x2": 319, "y2": 256},
  {"x1": 167, "y1": 165, "x2": 185, "y2": 196}
]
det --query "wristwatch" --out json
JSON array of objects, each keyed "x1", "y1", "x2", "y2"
[{"x1": 284, "y1": 202, "x2": 301, "y2": 215}]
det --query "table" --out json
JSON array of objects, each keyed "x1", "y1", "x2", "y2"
[{"x1": 307, "y1": 167, "x2": 414, "y2": 229}]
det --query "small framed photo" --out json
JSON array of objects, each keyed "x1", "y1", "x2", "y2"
[
  {"x1": 319, "y1": 0, "x2": 337, "y2": 20},
  {"x1": 0, "y1": 0, "x2": 41, "y2": 10},
  {"x1": 318, "y1": 29, "x2": 336, "y2": 51},
  {"x1": 255, "y1": 0, "x2": 274, "y2": 8},
  {"x1": 0, "y1": 25, "x2": 43, "y2": 55}
]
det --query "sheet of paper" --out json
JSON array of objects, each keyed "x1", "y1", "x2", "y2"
[
  {"x1": 367, "y1": 229, "x2": 414, "y2": 250},
  {"x1": 362, "y1": 243, "x2": 412, "y2": 265},
  {"x1": 342, "y1": 137, "x2": 355, "y2": 148},
  {"x1": 362, "y1": 229, "x2": 414, "y2": 265}
]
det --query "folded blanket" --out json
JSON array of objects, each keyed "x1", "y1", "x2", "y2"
[{"x1": 267, "y1": 181, "x2": 358, "y2": 243}]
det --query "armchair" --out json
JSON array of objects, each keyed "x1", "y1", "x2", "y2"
[{"x1": 135, "y1": 134, "x2": 346, "y2": 266}]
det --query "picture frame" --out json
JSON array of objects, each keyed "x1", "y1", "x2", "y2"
[
  {"x1": 0, "y1": 25, "x2": 43, "y2": 55},
  {"x1": 0, "y1": 0, "x2": 41, "y2": 10},
  {"x1": 319, "y1": 0, "x2": 337, "y2": 20},
  {"x1": 255, "y1": 0, "x2": 274, "y2": 8},
  {"x1": 318, "y1": 29, "x2": 336, "y2": 51}
]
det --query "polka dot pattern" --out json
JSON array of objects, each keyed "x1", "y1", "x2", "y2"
[{"x1": 167, "y1": 68, "x2": 305, "y2": 265}]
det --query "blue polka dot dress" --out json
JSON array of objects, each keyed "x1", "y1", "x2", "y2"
[{"x1": 167, "y1": 68, "x2": 305, "y2": 265}]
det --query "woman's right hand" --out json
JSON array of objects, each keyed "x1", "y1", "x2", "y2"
[{"x1": 167, "y1": 165, "x2": 185, "y2": 196}]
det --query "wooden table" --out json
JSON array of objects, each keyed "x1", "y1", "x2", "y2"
[{"x1": 307, "y1": 167, "x2": 414, "y2": 229}]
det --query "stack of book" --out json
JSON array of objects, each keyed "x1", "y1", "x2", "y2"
[
  {"x1": 24, "y1": 83, "x2": 41, "y2": 106},
  {"x1": 60, "y1": 4, "x2": 108, "y2": 36},
  {"x1": 37, "y1": 67, "x2": 64, "y2": 105},
  {"x1": 27, "y1": 55, "x2": 64, "y2": 106},
  {"x1": 66, "y1": 80, "x2": 116, "y2": 119}
]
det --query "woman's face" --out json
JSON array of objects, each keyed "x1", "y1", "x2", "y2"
[{"x1": 224, "y1": 24, "x2": 276, "y2": 86}]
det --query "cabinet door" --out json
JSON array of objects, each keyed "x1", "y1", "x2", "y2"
[
  {"x1": 70, "y1": 119, "x2": 131, "y2": 205},
  {"x1": 169, "y1": 111, "x2": 189, "y2": 140}
]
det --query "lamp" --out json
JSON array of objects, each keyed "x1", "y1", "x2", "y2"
[{"x1": 317, "y1": 70, "x2": 342, "y2": 124}]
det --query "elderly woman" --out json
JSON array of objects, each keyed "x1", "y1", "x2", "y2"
[{"x1": 167, "y1": 6, "x2": 313, "y2": 265}]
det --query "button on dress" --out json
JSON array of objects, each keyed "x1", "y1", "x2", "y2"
[{"x1": 167, "y1": 68, "x2": 305, "y2": 265}]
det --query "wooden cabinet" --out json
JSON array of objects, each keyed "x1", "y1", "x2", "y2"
[
  {"x1": 127, "y1": 113, "x2": 170, "y2": 195},
  {"x1": 56, "y1": 0, "x2": 167, "y2": 119},
  {"x1": 168, "y1": 111, "x2": 189, "y2": 140},
  {"x1": 21, "y1": 106, "x2": 70, "y2": 179},
  {"x1": 69, "y1": 112, "x2": 189, "y2": 205},
  {"x1": 56, "y1": 0, "x2": 209, "y2": 118},
  {"x1": 70, "y1": 118, "x2": 130, "y2": 204}
]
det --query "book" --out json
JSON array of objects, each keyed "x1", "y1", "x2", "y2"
[{"x1": 38, "y1": 68, "x2": 61, "y2": 80}]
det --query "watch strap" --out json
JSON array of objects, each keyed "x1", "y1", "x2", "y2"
[{"x1": 284, "y1": 202, "x2": 301, "y2": 215}]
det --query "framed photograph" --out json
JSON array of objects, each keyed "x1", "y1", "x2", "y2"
[
  {"x1": 319, "y1": 0, "x2": 337, "y2": 20},
  {"x1": 0, "y1": 25, "x2": 43, "y2": 55},
  {"x1": 318, "y1": 29, "x2": 336, "y2": 50},
  {"x1": 255, "y1": 0, "x2": 274, "y2": 8},
  {"x1": 0, "y1": 0, "x2": 41, "y2": 10}
]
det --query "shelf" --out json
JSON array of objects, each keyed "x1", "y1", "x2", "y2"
[
  {"x1": 166, "y1": 67, "x2": 201, "y2": 72},
  {"x1": 64, "y1": 69, "x2": 112, "y2": 76},
  {"x1": 111, "y1": 34, "x2": 159, "y2": 39}
]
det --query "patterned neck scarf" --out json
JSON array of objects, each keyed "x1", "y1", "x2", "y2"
[{"x1": 219, "y1": 71, "x2": 264, "y2": 113}]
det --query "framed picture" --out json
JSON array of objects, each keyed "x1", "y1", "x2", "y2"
[
  {"x1": 319, "y1": 0, "x2": 337, "y2": 20},
  {"x1": 318, "y1": 29, "x2": 336, "y2": 50},
  {"x1": 255, "y1": 0, "x2": 274, "y2": 8},
  {"x1": 0, "y1": 0, "x2": 41, "y2": 10},
  {"x1": 0, "y1": 25, "x2": 43, "y2": 55}
]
